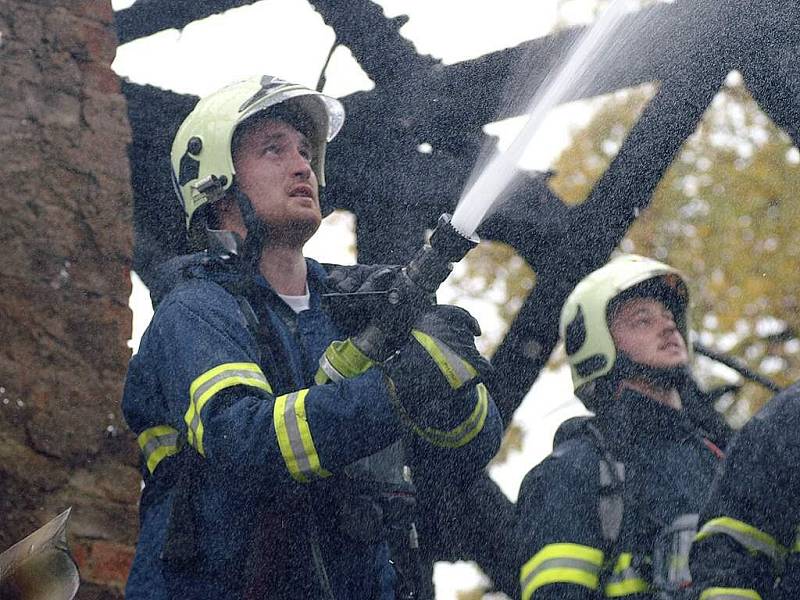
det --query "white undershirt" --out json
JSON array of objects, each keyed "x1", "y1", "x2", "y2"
[{"x1": 278, "y1": 284, "x2": 310, "y2": 313}]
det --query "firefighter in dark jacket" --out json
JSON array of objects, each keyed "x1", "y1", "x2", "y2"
[
  {"x1": 690, "y1": 383, "x2": 800, "y2": 600},
  {"x1": 122, "y1": 75, "x2": 503, "y2": 599},
  {"x1": 515, "y1": 254, "x2": 726, "y2": 600}
]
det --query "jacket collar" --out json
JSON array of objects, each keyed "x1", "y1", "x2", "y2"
[{"x1": 600, "y1": 387, "x2": 698, "y2": 451}]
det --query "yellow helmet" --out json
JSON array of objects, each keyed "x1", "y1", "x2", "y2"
[
  {"x1": 559, "y1": 254, "x2": 691, "y2": 400},
  {"x1": 170, "y1": 75, "x2": 345, "y2": 231}
]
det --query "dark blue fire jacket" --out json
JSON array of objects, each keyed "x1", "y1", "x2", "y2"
[
  {"x1": 690, "y1": 383, "x2": 800, "y2": 600},
  {"x1": 515, "y1": 389, "x2": 721, "y2": 600},
  {"x1": 122, "y1": 255, "x2": 502, "y2": 599}
]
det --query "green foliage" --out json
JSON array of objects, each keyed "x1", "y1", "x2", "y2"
[{"x1": 453, "y1": 242, "x2": 535, "y2": 353}]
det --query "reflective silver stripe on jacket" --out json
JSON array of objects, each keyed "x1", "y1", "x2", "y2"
[
  {"x1": 274, "y1": 389, "x2": 331, "y2": 482},
  {"x1": 184, "y1": 362, "x2": 272, "y2": 455},
  {"x1": 698, "y1": 587, "x2": 763, "y2": 600},
  {"x1": 137, "y1": 425, "x2": 180, "y2": 474},
  {"x1": 696, "y1": 517, "x2": 785, "y2": 563},
  {"x1": 316, "y1": 353, "x2": 344, "y2": 383}
]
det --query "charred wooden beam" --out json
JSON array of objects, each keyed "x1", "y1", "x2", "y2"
[
  {"x1": 746, "y1": 55, "x2": 800, "y2": 149},
  {"x1": 115, "y1": 0, "x2": 258, "y2": 45},
  {"x1": 739, "y1": 18, "x2": 800, "y2": 148},
  {"x1": 307, "y1": 0, "x2": 435, "y2": 87},
  {"x1": 124, "y1": 81, "x2": 197, "y2": 288}
]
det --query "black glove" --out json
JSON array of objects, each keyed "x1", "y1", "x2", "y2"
[
  {"x1": 412, "y1": 305, "x2": 493, "y2": 382},
  {"x1": 324, "y1": 263, "x2": 400, "y2": 294},
  {"x1": 323, "y1": 264, "x2": 403, "y2": 338},
  {"x1": 381, "y1": 305, "x2": 493, "y2": 445}
]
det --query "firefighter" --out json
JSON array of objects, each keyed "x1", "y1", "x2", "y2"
[
  {"x1": 515, "y1": 254, "x2": 726, "y2": 600},
  {"x1": 122, "y1": 75, "x2": 502, "y2": 599},
  {"x1": 690, "y1": 383, "x2": 800, "y2": 600}
]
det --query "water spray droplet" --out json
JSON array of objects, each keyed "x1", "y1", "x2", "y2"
[{"x1": 452, "y1": 0, "x2": 634, "y2": 237}]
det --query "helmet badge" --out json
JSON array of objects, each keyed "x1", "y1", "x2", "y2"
[{"x1": 238, "y1": 75, "x2": 290, "y2": 113}]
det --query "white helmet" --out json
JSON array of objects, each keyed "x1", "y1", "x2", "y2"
[
  {"x1": 170, "y1": 75, "x2": 345, "y2": 231},
  {"x1": 560, "y1": 254, "x2": 691, "y2": 401}
]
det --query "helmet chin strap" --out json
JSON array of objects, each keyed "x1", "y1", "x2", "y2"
[
  {"x1": 612, "y1": 352, "x2": 688, "y2": 391},
  {"x1": 233, "y1": 185, "x2": 268, "y2": 272}
]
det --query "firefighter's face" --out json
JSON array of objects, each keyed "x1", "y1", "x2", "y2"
[
  {"x1": 609, "y1": 297, "x2": 689, "y2": 369},
  {"x1": 232, "y1": 118, "x2": 321, "y2": 245}
]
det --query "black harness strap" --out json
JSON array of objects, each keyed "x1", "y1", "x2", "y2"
[{"x1": 222, "y1": 275, "x2": 338, "y2": 600}]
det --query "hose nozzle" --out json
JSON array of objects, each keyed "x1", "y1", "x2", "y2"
[
  {"x1": 350, "y1": 213, "x2": 479, "y2": 362},
  {"x1": 405, "y1": 213, "x2": 479, "y2": 294}
]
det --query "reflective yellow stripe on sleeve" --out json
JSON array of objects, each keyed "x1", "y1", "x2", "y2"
[
  {"x1": 519, "y1": 543, "x2": 604, "y2": 600},
  {"x1": 274, "y1": 389, "x2": 332, "y2": 483},
  {"x1": 184, "y1": 362, "x2": 272, "y2": 456},
  {"x1": 410, "y1": 383, "x2": 489, "y2": 448},
  {"x1": 137, "y1": 425, "x2": 180, "y2": 474},
  {"x1": 699, "y1": 588, "x2": 763, "y2": 600},
  {"x1": 604, "y1": 553, "x2": 649, "y2": 597},
  {"x1": 695, "y1": 517, "x2": 786, "y2": 563},
  {"x1": 411, "y1": 330, "x2": 478, "y2": 389}
]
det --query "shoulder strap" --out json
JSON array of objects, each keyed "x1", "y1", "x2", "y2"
[
  {"x1": 586, "y1": 423, "x2": 626, "y2": 550},
  {"x1": 215, "y1": 271, "x2": 337, "y2": 598},
  {"x1": 214, "y1": 274, "x2": 296, "y2": 393},
  {"x1": 550, "y1": 420, "x2": 626, "y2": 549}
]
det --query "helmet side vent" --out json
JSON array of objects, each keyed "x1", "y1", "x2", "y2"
[
  {"x1": 178, "y1": 153, "x2": 200, "y2": 187},
  {"x1": 565, "y1": 308, "x2": 587, "y2": 356}
]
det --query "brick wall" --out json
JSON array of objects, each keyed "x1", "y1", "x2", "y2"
[{"x1": 0, "y1": 0, "x2": 137, "y2": 597}]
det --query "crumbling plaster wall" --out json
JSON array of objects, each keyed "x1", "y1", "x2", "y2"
[{"x1": 0, "y1": 0, "x2": 138, "y2": 597}]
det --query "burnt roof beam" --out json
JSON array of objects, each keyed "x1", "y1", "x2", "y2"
[
  {"x1": 307, "y1": 0, "x2": 438, "y2": 87},
  {"x1": 115, "y1": 0, "x2": 259, "y2": 45}
]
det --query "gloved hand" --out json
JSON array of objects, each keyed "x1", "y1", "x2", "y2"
[
  {"x1": 324, "y1": 263, "x2": 400, "y2": 294},
  {"x1": 411, "y1": 305, "x2": 493, "y2": 382},
  {"x1": 381, "y1": 305, "x2": 494, "y2": 447},
  {"x1": 323, "y1": 264, "x2": 404, "y2": 338}
]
